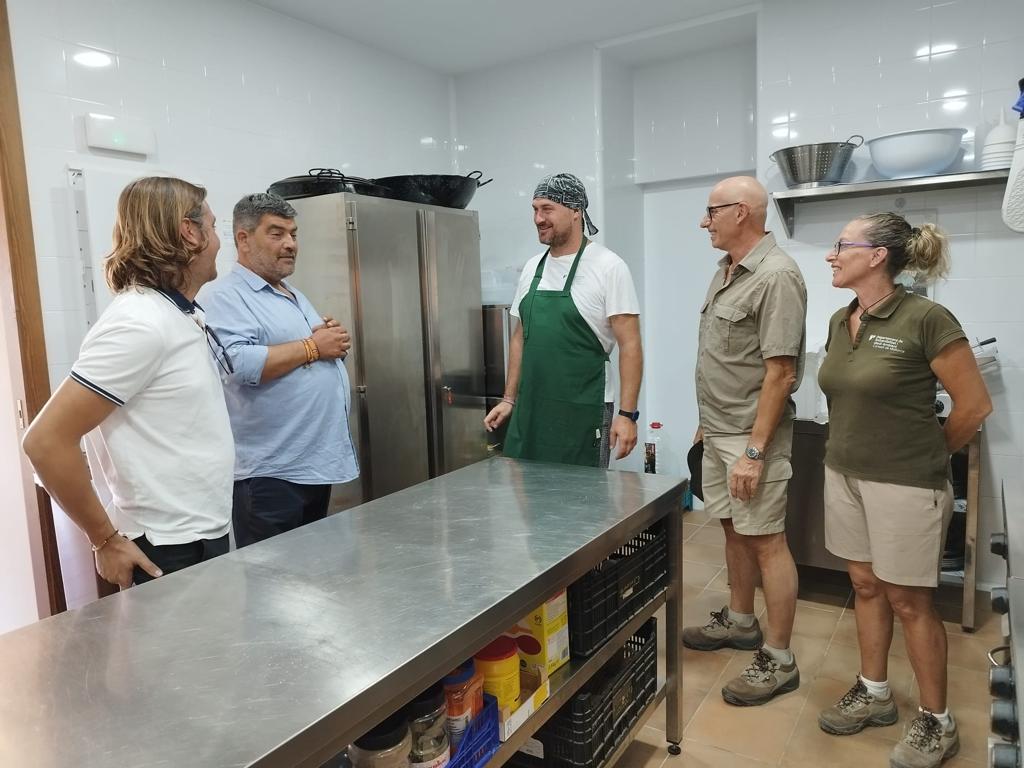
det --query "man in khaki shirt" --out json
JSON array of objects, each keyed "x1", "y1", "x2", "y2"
[{"x1": 682, "y1": 176, "x2": 807, "y2": 708}]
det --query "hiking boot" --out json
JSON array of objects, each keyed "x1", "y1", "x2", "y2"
[
  {"x1": 818, "y1": 679, "x2": 899, "y2": 735},
  {"x1": 682, "y1": 607, "x2": 763, "y2": 651},
  {"x1": 890, "y1": 711, "x2": 959, "y2": 768},
  {"x1": 721, "y1": 648, "x2": 800, "y2": 706}
]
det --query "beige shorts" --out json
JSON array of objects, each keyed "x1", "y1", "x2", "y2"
[
  {"x1": 824, "y1": 466, "x2": 953, "y2": 587},
  {"x1": 702, "y1": 425, "x2": 793, "y2": 536}
]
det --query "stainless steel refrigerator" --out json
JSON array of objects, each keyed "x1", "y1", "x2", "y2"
[{"x1": 287, "y1": 193, "x2": 489, "y2": 506}]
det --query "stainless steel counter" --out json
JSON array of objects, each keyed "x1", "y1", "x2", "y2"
[{"x1": 0, "y1": 458, "x2": 684, "y2": 767}]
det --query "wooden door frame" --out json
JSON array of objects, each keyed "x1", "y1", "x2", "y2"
[{"x1": 0, "y1": 0, "x2": 66, "y2": 614}]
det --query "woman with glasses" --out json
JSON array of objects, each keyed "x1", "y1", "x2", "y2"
[
  {"x1": 23, "y1": 177, "x2": 235, "y2": 590},
  {"x1": 815, "y1": 213, "x2": 991, "y2": 768}
]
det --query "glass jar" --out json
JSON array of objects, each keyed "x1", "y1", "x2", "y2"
[
  {"x1": 348, "y1": 712, "x2": 412, "y2": 768},
  {"x1": 406, "y1": 683, "x2": 450, "y2": 768}
]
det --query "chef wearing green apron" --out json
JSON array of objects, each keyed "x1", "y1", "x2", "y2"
[{"x1": 484, "y1": 173, "x2": 643, "y2": 468}]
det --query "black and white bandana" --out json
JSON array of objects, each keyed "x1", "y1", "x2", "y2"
[{"x1": 533, "y1": 173, "x2": 599, "y2": 236}]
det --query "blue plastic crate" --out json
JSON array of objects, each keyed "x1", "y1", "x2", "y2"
[{"x1": 449, "y1": 693, "x2": 499, "y2": 768}]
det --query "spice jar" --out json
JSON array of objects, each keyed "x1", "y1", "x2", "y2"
[
  {"x1": 406, "y1": 683, "x2": 450, "y2": 768},
  {"x1": 442, "y1": 659, "x2": 484, "y2": 753},
  {"x1": 348, "y1": 712, "x2": 412, "y2": 768},
  {"x1": 474, "y1": 635, "x2": 520, "y2": 711}
]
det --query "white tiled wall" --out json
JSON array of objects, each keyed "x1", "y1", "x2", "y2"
[
  {"x1": 758, "y1": 0, "x2": 1024, "y2": 588},
  {"x1": 453, "y1": 45, "x2": 603, "y2": 303},
  {"x1": 8, "y1": 0, "x2": 453, "y2": 391},
  {"x1": 634, "y1": 44, "x2": 756, "y2": 184}
]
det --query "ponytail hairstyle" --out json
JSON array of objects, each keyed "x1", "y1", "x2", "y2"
[{"x1": 859, "y1": 212, "x2": 950, "y2": 283}]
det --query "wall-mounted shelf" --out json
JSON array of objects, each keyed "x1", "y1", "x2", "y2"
[{"x1": 771, "y1": 169, "x2": 1010, "y2": 238}]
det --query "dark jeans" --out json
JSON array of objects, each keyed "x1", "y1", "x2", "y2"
[
  {"x1": 131, "y1": 533, "x2": 229, "y2": 585},
  {"x1": 232, "y1": 477, "x2": 332, "y2": 548}
]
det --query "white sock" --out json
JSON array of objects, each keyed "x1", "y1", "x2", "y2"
[
  {"x1": 922, "y1": 706, "x2": 954, "y2": 730},
  {"x1": 859, "y1": 674, "x2": 890, "y2": 699},
  {"x1": 761, "y1": 643, "x2": 794, "y2": 665},
  {"x1": 727, "y1": 608, "x2": 755, "y2": 628}
]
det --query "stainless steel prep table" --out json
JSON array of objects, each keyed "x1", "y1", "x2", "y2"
[{"x1": 0, "y1": 457, "x2": 685, "y2": 767}]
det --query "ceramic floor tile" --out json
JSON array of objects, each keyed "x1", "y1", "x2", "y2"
[
  {"x1": 682, "y1": 646, "x2": 734, "y2": 691},
  {"x1": 682, "y1": 560, "x2": 723, "y2": 589},
  {"x1": 683, "y1": 509, "x2": 711, "y2": 525},
  {"x1": 682, "y1": 541, "x2": 726, "y2": 566},
  {"x1": 680, "y1": 739, "x2": 775, "y2": 767},
  {"x1": 615, "y1": 724, "x2": 671, "y2": 768},
  {"x1": 683, "y1": 522, "x2": 704, "y2": 541},
  {"x1": 685, "y1": 684, "x2": 803, "y2": 764},
  {"x1": 781, "y1": 702, "x2": 901, "y2": 767},
  {"x1": 689, "y1": 524, "x2": 725, "y2": 546}
]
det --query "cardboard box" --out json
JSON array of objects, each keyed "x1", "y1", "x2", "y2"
[
  {"x1": 505, "y1": 589, "x2": 570, "y2": 676},
  {"x1": 498, "y1": 667, "x2": 550, "y2": 741}
]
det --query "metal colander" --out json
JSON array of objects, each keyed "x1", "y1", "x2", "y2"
[{"x1": 770, "y1": 135, "x2": 863, "y2": 188}]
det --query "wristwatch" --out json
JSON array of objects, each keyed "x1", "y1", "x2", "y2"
[
  {"x1": 618, "y1": 409, "x2": 640, "y2": 422},
  {"x1": 745, "y1": 445, "x2": 765, "y2": 461}
]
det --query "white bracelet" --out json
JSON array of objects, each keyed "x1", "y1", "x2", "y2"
[{"x1": 501, "y1": 396, "x2": 515, "y2": 406}]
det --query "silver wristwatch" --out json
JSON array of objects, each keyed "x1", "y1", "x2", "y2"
[{"x1": 744, "y1": 445, "x2": 765, "y2": 461}]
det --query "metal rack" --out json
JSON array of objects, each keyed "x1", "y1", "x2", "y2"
[
  {"x1": 0, "y1": 458, "x2": 686, "y2": 767},
  {"x1": 771, "y1": 169, "x2": 1010, "y2": 238}
]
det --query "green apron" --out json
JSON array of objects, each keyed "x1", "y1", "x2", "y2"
[{"x1": 503, "y1": 238, "x2": 608, "y2": 467}]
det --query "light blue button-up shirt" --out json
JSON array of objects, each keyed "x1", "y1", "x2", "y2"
[{"x1": 199, "y1": 264, "x2": 359, "y2": 485}]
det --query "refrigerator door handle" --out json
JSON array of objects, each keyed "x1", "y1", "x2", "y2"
[{"x1": 416, "y1": 209, "x2": 444, "y2": 477}]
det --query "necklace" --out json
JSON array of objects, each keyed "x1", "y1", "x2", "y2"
[{"x1": 857, "y1": 288, "x2": 895, "y2": 317}]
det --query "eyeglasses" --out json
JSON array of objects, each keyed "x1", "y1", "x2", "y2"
[
  {"x1": 705, "y1": 202, "x2": 742, "y2": 220},
  {"x1": 204, "y1": 324, "x2": 234, "y2": 377},
  {"x1": 189, "y1": 313, "x2": 234, "y2": 377},
  {"x1": 832, "y1": 241, "x2": 878, "y2": 253}
]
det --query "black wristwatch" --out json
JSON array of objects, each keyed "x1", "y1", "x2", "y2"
[{"x1": 618, "y1": 409, "x2": 640, "y2": 422}]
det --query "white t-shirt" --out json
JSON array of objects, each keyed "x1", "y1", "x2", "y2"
[
  {"x1": 70, "y1": 288, "x2": 234, "y2": 545},
  {"x1": 510, "y1": 241, "x2": 640, "y2": 402}
]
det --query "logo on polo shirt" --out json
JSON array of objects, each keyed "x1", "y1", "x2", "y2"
[{"x1": 868, "y1": 334, "x2": 905, "y2": 353}]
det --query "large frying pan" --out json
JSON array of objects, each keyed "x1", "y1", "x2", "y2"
[
  {"x1": 267, "y1": 169, "x2": 398, "y2": 201},
  {"x1": 373, "y1": 170, "x2": 492, "y2": 209}
]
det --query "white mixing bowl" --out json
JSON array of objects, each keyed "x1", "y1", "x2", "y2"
[{"x1": 866, "y1": 128, "x2": 968, "y2": 178}]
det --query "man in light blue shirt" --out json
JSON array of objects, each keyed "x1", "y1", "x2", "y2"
[{"x1": 200, "y1": 193, "x2": 359, "y2": 547}]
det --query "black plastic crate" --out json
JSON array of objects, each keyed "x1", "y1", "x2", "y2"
[
  {"x1": 567, "y1": 520, "x2": 667, "y2": 657},
  {"x1": 508, "y1": 618, "x2": 658, "y2": 768}
]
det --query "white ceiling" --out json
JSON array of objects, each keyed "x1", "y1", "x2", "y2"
[{"x1": 251, "y1": 0, "x2": 759, "y2": 74}]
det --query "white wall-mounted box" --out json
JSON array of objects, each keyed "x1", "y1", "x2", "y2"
[{"x1": 84, "y1": 113, "x2": 156, "y2": 156}]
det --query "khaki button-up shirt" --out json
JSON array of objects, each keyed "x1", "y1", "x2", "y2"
[{"x1": 696, "y1": 232, "x2": 807, "y2": 435}]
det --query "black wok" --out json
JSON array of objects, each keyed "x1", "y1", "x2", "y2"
[
  {"x1": 372, "y1": 170, "x2": 492, "y2": 209},
  {"x1": 267, "y1": 169, "x2": 398, "y2": 201}
]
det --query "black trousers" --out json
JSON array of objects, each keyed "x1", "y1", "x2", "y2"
[
  {"x1": 132, "y1": 533, "x2": 229, "y2": 585},
  {"x1": 232, "y1": 477, "x2": 332, "y2": 548}
]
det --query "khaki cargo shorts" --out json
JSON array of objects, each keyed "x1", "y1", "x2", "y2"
[
  {"x1": 702, "y1": 424, "x2": 793, "y2": 536},
  {"x1": 824, "y1": 465, "x2": 953, "y2": 587}
]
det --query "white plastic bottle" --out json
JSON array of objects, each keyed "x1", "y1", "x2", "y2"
[{"x1": 644, "y1": 421, "x2": 662, "y2": 474}]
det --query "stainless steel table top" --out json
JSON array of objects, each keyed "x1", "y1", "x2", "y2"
[{"x1": 0, "y1": 458, "x2": 683, "y2": 768}]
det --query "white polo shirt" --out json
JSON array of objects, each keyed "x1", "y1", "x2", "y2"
[
  {"x1": 510, "y1": 241, "x2": 640, "y2": 401},
  {"x1": 70, "y1": 287, "x2": 234, "y2": 545}
]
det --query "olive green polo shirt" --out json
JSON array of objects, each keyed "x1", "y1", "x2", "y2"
[
  {"x1": 695, "y1": 232, "x2": 807, "y2": 435},
  {"x1": 818, "y1": 286, "x2": 966, "y2": 490}
]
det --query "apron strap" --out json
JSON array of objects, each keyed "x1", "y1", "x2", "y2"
[{"x1": 522, "y1": 238, "x2": 588, "y2": 340}]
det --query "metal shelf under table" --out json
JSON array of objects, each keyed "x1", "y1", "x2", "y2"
[{"x1": 0, "y1": 458, "x2": 686, "y2": 767}]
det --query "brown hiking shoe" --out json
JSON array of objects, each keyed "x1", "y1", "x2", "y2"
[
  {"x1": 682, "y1": 607, "x2": 763, "y2": 651},
  {"x1": 721, "y1": 649, "x2": 800, "y2": 706},
  {"x1": 890, "y1": 712, "x2": 959, "y2": 768},
  {"x1": 818, "y1": 679, "x2": 899, "y2": 735}
]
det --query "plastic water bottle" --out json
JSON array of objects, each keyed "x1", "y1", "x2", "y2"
[{"x1": 644, "y1": 422, "x2": 662, "y2": 474}]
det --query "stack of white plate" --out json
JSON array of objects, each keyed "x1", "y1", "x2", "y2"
[
  {"x1": 982, "y1": 112, "x2": 1016, "y2": 170},
  {"x1": 982, "y1": 140, "x2": 1014, "y2": 170}
]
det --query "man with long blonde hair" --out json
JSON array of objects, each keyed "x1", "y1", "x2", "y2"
[{"x1": 24, "y1": 176, "x2": 235, "y2": 589}]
